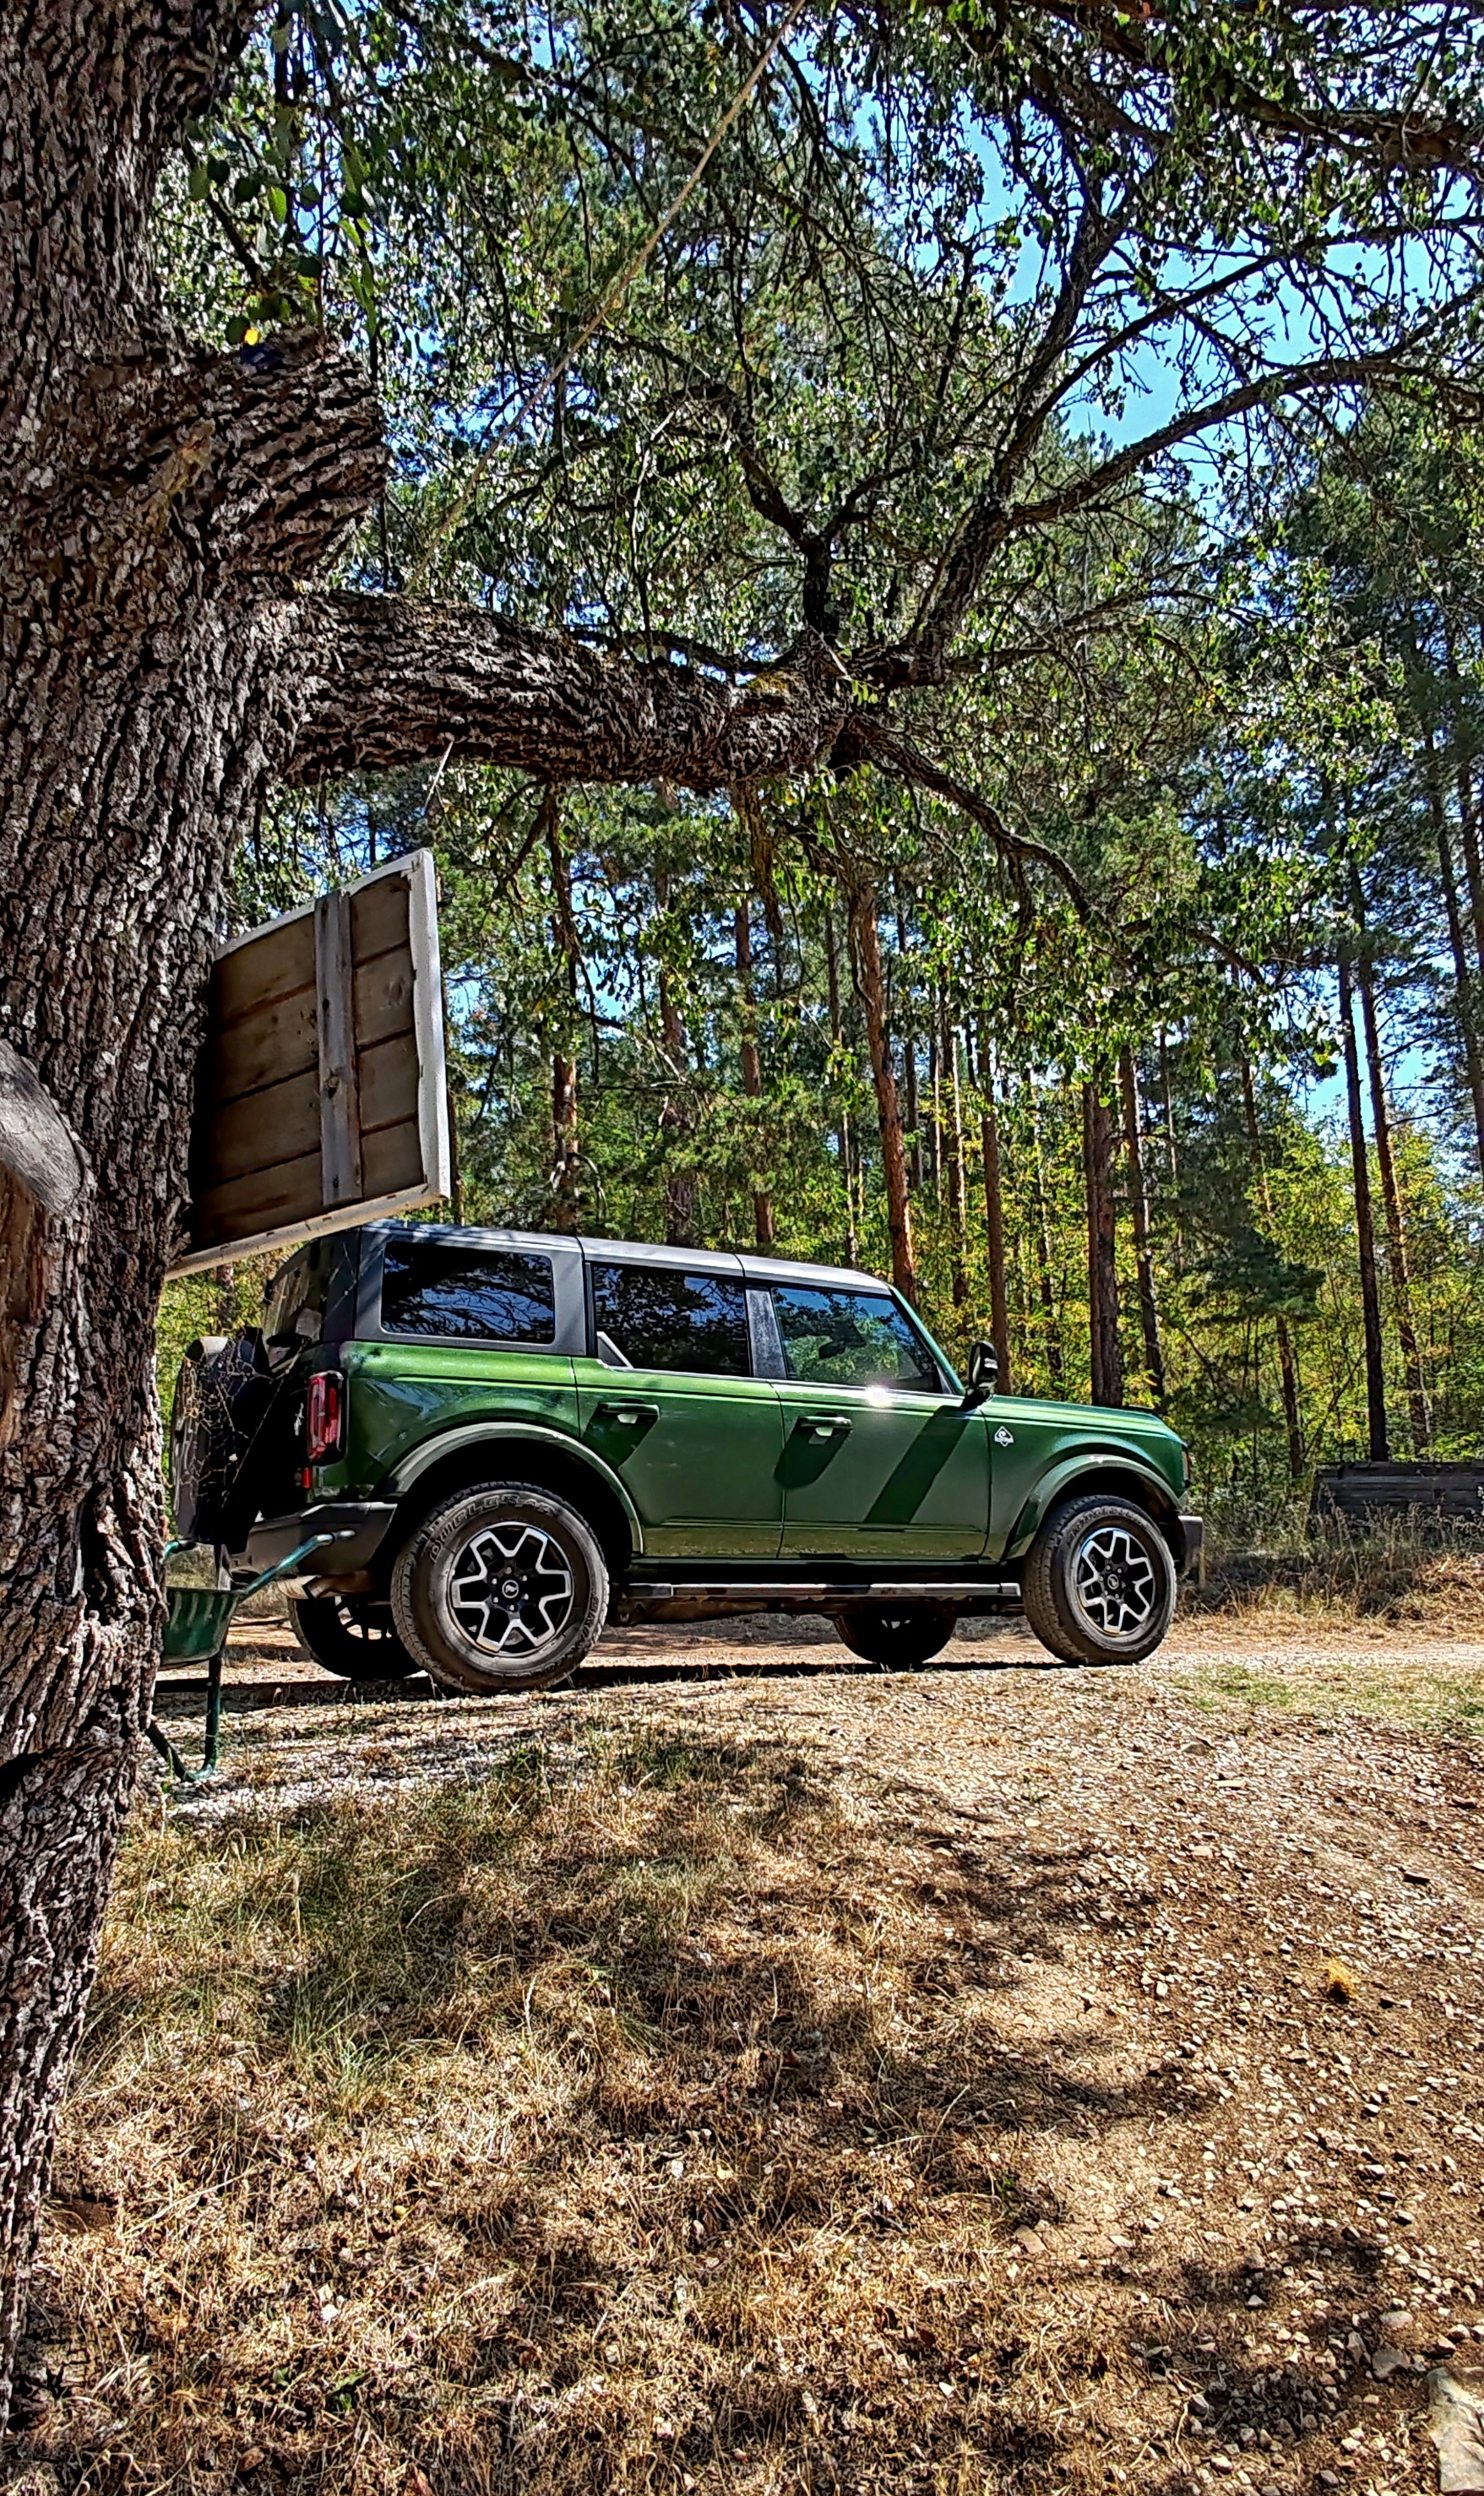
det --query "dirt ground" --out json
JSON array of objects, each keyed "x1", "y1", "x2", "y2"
[{"x1": 18, "y1": 1612, "x2": 1484, "y2": 2495}]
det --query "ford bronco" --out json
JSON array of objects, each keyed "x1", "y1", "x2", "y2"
[{"x1": 170, "y1": 1221, "x2": 1201, "y2": 1692}]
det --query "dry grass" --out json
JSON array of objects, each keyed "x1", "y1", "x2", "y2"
[
  {"x1": 19, "y1": 1731, "x2": 1144, "y2": 2495},
  {"x1": 1195, "y1": 1520, "x2": 1484, "y2": 1637},
  {"x1": 14, "y1": 1629, "x2": 1484, "y2": 2495}
]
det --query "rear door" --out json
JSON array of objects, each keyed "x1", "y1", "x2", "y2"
[
  {"x1": 767, "y1": 1282, "x2": 991, "y2": 1561},
  {"x1": 574, "y1": 1258, "x2": 784, "y2": 1557}
]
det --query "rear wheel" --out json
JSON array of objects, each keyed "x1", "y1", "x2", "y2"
[
  {"x1": 290, "y1": 1594, "x2": 420, "y2": 1683},
  {"x1": 390, "y1": 1482, "x2": 609, "y2": 1694},
  {"x1": 833, "y1": 1604, "x2": 957, "y2": 1667},
  {"x1": 1022, "y1": 1493, "x2": 1176, "y2": 1666}
]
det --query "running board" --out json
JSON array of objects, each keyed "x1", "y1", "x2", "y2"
[{"x1": 624, "y1": 1580, "x2": 1022, "y2": 1607}]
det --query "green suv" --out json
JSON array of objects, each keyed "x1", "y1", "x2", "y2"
[{"x1": 171, "y1": 1221, "x2": 1201, "y2": 1693}]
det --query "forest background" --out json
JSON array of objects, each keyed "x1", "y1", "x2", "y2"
[{"x1": 157, "y1": 2, "x2": 1484, "y2": 1551}]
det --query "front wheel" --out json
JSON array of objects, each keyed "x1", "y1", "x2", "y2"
[
  {"x1": 290, "y1": 1594, "x2": 420, "y2": 1683},
  {"x1": 833, "y1": 1604, "x2": 957, "y2": 1668},
  {"x1": 390, "y1": 1482, "x2": 609, "y2": 1694},
  {"x1": 1022, "y1": 1493, "x2": 1176, "y2": 1667}
]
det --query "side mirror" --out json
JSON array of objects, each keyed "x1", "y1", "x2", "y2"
[{"x1": 965, "y1": 1340, "x2": 998, "y2": 1404}]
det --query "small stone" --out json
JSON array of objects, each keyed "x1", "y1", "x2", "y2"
[
  {"x1": 1013, "y1": 2227, "x2": 1045, "y2": 2254},
  {"x1": 1379, "y1": 2309, "x2": 1411, "y2": 2330},
  {"x1": 1373, "y1": 2347, "x2": 1411, "y2": 2380}
]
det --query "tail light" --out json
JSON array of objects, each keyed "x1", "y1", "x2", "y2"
[{"x1": 306, "y1": 1371, "x2": 345, "y2": 1463}]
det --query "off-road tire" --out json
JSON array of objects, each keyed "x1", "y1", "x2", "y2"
[
  {"x1": 833, "y1": 1603, "x2": 958, "y2": 1668},
  {"x1": 1022, "y1": 1493, "x2": 1176, "y2": 1666},
  {"x1": 290, "y1": 1594, "x2": 421, "y2": 1683},
  {"x1": 390, "y1": 1482, "x2": 609, "y2": 1694}
]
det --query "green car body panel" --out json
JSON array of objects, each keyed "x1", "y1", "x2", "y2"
[{"x1": 215, "y1": 1223, "x2": 1199, "y2": 1625}]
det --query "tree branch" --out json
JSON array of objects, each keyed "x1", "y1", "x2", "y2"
[{"x1": 285, "y1": 595, "x2": 856, "y2": 792}]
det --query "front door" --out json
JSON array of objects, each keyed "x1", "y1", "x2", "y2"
[
  {"x1": 575, "y1": 1259, "x2": 784, "y2": 1558},
  {"x1": 768, "y1": 1282, "x2": 992, "y2": 1560}
]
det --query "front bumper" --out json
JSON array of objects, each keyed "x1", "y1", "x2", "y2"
[
  {"x1": 1177, "y1": 1514, "x2": 1204, "y2": 1584},
  {"x1": 240, "y1": 1501, "x2": 396, "y2": 1583}
]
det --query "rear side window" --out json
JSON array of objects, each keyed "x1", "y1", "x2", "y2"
[
  {"x1": 772, "y1": 1285, "x2": 942, "y2": 1392},
  {"x1": 380, "y1": 1240, "x2": 557, "y2": 1343},
  {"x1": 590, "y1": 1264, "x2": 750, "y2": 1375}
]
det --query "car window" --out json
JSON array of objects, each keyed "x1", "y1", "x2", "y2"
[
  {"x1": 771, "y1": 1285, "x2": 943, "y2": 1392},
  {"x1": 590, "y1": 1264, "x2": 750, "y2": 1376},
  {"x1": 380, "y1": 1240, "x2": 557, "y2": 1343}
]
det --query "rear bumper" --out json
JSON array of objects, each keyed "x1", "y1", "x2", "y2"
[
  {"x1": 241, "y1": 1502, "x2": 396, "y2": 1582},
  {"x1": 1177, "y1": 1514, "x2": 1204, "y2": 1584}
]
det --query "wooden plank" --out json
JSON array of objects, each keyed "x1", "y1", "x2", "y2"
[
  {"x1": 357, "y1": 1031, "x2": 421, "y2": 1135},
  {"x1": 353, "y1": 951, "x2": 415, "y2": 1053},
  {"x1": 213, "y1": 912, "x2": 315, "y2": 1027},
  {"x1": 350, "y1": 870, "x2": 410, "y2": 967},
  {"x1": 315, "y1": 889, "x2": 363, "y2": 1209},
  {"x1": 199, "y1": 1066, "x2": 320, "y2": 1188},
  {"x1": 362, "y1": 1115, "x2": 425, "y2": 1196},
  {"x1": 193, "y1": 1146, "x2": 325, "y2": 1246},
  {"x1": 205, "y1": 984, "x2": 318, "y2": 1109}
]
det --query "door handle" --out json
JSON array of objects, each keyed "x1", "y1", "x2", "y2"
[
  {"x1": 594, "y1": 1400, "x2": 659, "y2": 1427},
  {"x1": 794, "y1": 1414, "x2": 852, "y2": 1438}
]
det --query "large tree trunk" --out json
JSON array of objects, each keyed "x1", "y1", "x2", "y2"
[
  {"x1": 850, "y1": 881, "x2": 917, "y2": 1301},
  {"x1": 0, "y1": 3, "x2": 876, "y2": 2409},
  {"x1": 1339, "y1": 953, "x2": 1390, "y2": 1462}
]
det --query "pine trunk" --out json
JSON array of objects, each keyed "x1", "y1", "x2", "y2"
[
  {"x1": 1082, "y1": 1079, "x2": 1123, "y2": 1406},
  {"x1": 1429, "y1": 780, "x2": 1484, "y2": 1181},
  {"x1": 851, "y1": 883, "x2": 917, "y2": 1301},
  {"x1": 735, "y1": 902, "x2": 775, "y2": 1248},
  {"x1": 1339, "y1": 954, "x2": 1390, "y2": 1462},
  {"x1": 977, "y1": 1036, "x2": 1012, "y2": 1387},
  {"x1": 1117, "y1": 1047, "x2": 1165, "y2": 1405},
  {"x1": 1237, "y1": 1051, "x2": 1304, "y2": 1485},
  {"x1": 1029, "y1": 1083, "x2": 1063, "y2": 1389},
  {"x1": 947, "y1": 1017, "x2": 968, "y2": 1308},
  {"x1": 1351, "y1": 902, "x2": 1431, "y2": 1452},
  {"x1": 546, "y1": 806, "x2": 582, "y2": 1228},
  {"x1": 823, "y1": 908, "x2": 859, "y2": 1264}
]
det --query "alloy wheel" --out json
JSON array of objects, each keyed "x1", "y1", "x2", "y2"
[
  {"x1": 448, "y1": 1519, "x2": 576, "y2": 1661},
  {"x1": 1070, "y1": 1524, "x2": 1159, "y2": 1643}
]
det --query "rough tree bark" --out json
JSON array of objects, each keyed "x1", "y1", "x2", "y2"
[
  {"x1": 823, "y1": 906, "x2": 860, "y2": 1266},
  {"x1": 0, "y1": 0, "x2": 872, "y2": 2409}
]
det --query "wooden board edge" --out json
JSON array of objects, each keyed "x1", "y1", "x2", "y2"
[
  {"x1": 165, "y1": 1180, "x2": 443, "y2": 1280},
  {"x1": 406, "y1": 845, "x2": 453, "y2": 1205},
  {"x1": 214, "y1": 846, "x2": 427, "y2": 962}
]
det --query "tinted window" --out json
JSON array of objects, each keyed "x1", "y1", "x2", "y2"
[
  {"x1": 591, "y1": 1264, "x2": 750, "y2": 1375},
  {"x1": 772, "y1": 1286, "x2": 941, "y2": 1392},
  {"x1": 381, "y1": 1240, "x2": 556, "y2": 1343}
]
